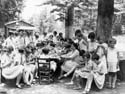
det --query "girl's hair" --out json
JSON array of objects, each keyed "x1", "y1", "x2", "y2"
[
  {"x1": 53, "y1": 31, "x2": 57, "y2": 36},
  {"x1": 79, "y1": 50, "x2": 85, "y2": 56},
  {"x1": 50, "y1": 42, "x2": 56, "y2": 47},
  {"x1": 75, "y1": 29, "x2": 81, "y2": 36},
  {"x1": 71, "y1": 42, "x2": 78, "y2": 50},
  {"x1": 82, "y1": 52, "x2": 90, "y2": 59},
  {"x1": 18, "y1": 48, "x2": 24, "y2": 54},
  {"x1": 7, "y1": 46, "x2": 13, "y2": 53},
  {"x1": 42, "y1": 48, "x2": 50, "y2": 55},
  {"x1": 88, "y1": 32, "x2": 95, "y2": 40},
  {"x1": 92, "y1": 53, "x2": 100, "y2": 61},
  {"x1": 108, "y1": 38, "x2": 116, "y2": 44}
]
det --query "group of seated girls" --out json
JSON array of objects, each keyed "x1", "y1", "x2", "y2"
[
  {"x1": 0, "y1": 29, "x2": 120, "y2": 94},
  {"x1": 56, "y1": 30, "x2": 120, "y2": 94},
  {"x1": 0, "y1": 46, "x2": 37, "y2": 88}
]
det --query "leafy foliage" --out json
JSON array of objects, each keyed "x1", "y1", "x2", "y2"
[{"x1": 0, "y1": 0, "x2": 23, "y2": 27}]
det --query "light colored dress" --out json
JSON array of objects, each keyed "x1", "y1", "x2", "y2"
[
  {"x1": 2, "y1": 54, "x2": 24, "y2": 79},
  {"x1": 99, "y1": 56, "x2": 108, "y2": 74},
  {"x1": 96, "y1": 43, "x2": 108, "y2": 57},
  {"x1": 107, "y1": 47, "x2": 119, "y2": 72},
  {"x1": 75, "y1": 60, "x2": 95, "y2": 78},
  {"x1": 93, "y1": 61, "x2": 106, "y2": 89},
  {"x1": 2, "y1": 37, "x2": 15, "y2": 48},
  {"x1": 79, "y1": 39, "x2": 87, "y2": 51},
  {"x1": 61, "y1": 50, "x2": 79, "y2": 72},
  {"x1": 88, "y1": 40, "x2": 98, "y2": 52}
]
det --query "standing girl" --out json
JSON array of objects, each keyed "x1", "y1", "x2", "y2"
[{"x1": 107, "y1": 38, "x2": 119, "y2": 89}]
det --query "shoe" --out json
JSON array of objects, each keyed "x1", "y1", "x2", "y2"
[
  {"x1": 111, "y1": 85, "x2": 116, "y2": 89},
  {"x1": 65, "y1": 81, "x2": 74, "y2": 85},
  {"x1": 82, "y1": 90, "x2": 89, "y2": 94},
  {"x1": 73, "y1": 86, "x2": 82, "y2": 90},
  {"x1": 16, "y1": 84, "x2": 23, "y2": 89},
  {"x1": 106, "y1": 85, "x2": 112, "y2": 89}
]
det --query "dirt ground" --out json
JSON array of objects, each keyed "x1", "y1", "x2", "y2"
[{"x1": 0, "y1": 78, "x2": 125, "y2": 94}]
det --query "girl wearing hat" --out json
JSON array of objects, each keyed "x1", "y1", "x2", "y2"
[{"x1": 107, "y1": 38, "x2": 120, "y2": 89}]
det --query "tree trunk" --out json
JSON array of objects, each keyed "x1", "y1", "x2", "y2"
[
  {"x1": 65, "y1": 4, "x2": 74, "y2": 39},
  {"x1": 96, "y1": 0, "x2": 114, "y2": 42}
]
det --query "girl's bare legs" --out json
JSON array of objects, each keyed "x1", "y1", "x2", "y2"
[
  {"x1": 64, "y1": 66, "x2": 76, "y2": 77},
  {"x1": 83, "y1": 73, "x2": 93, "y2": 93},
  {"x1": 112, "y1": 74, "x2": 117, "y2": 88},
  {"x1": 108, "y1": 75, "x2": 112, "y2": 88},
  {"x1": 16, "y1": 73, "x2": 22, "y2": 88},
  {"x1": 65, "y1": 70, "x2": 77, "y2": 85}
]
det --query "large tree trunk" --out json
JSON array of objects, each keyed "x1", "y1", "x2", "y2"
[
  {"x1": 96, "y1": 0, "x2": 114, "y2": 42},
  {"x1": 65, "y1": 4, "x2": 74, "y2": 39}
]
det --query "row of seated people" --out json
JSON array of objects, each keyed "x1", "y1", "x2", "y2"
[{"x1": 0, "y1": 31, "x2": 120, "y2": 94}]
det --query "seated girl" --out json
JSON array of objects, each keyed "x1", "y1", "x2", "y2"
[
  {"x1": 24, "y1": 48, "x2": 36, "y2": 85},
  {"x1": 81, "y1": 54, "x2": 106, "y2": 94},
  {"x1": 65, "y1": 53, "x2": 93, "y2": 87},
  {"x1": 58, "y1": 42, "x2": 80, "y2": 79},
  {"x1": 1, "y1": 47, "x2": 24, "y2": 88}
]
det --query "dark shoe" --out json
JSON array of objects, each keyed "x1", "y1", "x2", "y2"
[
  {"x1": 106, "y1": 85, "x2": 112, "y2": 89},
  {"x1": 16, "y1": 84, "x2": 23, "y2": 89}
]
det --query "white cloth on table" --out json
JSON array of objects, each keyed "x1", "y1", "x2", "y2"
[{"x1": 39, "y1": 54, "x2": 57, "y2": 71}]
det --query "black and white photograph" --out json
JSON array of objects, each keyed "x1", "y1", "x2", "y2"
[{"x1": 0, "y1": 0, "x2": 125, "y2": 94}]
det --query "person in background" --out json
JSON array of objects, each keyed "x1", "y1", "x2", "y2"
[
  {"x1": 25, "y1": 31, "x2": 32, "y2": 47},
  {"x1": 77, "y1": 34, "x2": 88, "y2": 52},
  {"x1": 88, "y1": 32, "x2": 98, "y2": 54},
  {"x1": 53, "y1": 31, "x2": 58, "y2": 43},
  {"x1": 24, "y1": 47, "x2": 36, "y2": 86},
  {"x1": 96, "y1": 37, "x2": 108, "y2": 75},
  {"x1": 58, "y1": 32, "x2": 64, "y2": 41},
  {"x1": 17, "y1": 30, "x2": 26, "y2": 49},
  {"x1": 2, "y1": 32, "x2": 15, "y2": 49},
  {"x1": 107, "y1": 38, "x2": 120, "y2": 89},
  {"x1": 33, "y1": 32, "x2": 40, "y2": 46},
  {"x1": 38, "y1": 32, "x2": 47, "y2": 41}
]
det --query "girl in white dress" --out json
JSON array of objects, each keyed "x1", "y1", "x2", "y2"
[
  {"x1": 107, "y1": 38, "x2": 119, "y2": 89},
  {"x1": 88, "y1": 32, "x2": 98, "y2": 54},
  {"x1": 59, "y1": 43, "x2": 80, "y2": 79},
  {"x1": 82, "y1": 54, "x2": 106, "y2": 94},
  {"x1": 1, "y1": 47, "x2": 24, "y2": 88}
]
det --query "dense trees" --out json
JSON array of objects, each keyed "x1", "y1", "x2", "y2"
[
  {"x1": 0, "y1": 0, "x2": 23, "y2": 28},
  {"x1": 41, "y1": 0, "x2": 95, "y2": 39}
]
